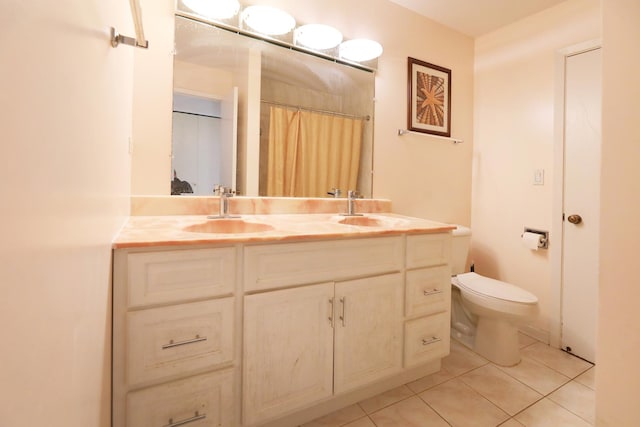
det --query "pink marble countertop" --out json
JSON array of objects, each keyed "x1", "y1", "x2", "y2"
[{"x1": 113, "y1": 213, "x2": 455, "y2": 249}]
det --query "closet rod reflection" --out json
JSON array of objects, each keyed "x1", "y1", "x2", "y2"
[{"x1": 260, "y1": 100, "x2": 371, "y2": 121}]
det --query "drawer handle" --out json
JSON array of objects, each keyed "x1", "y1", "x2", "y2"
[
  {"x1": 423, "y1": 289, "x2": 443, "y2": 296},
  {"x1": 340, "y1": 297, "x2": 346, "y2": 327},
  {"x1": 422, "y1": 336, "x2": 441, "y2": 346},
  {"x1": 162, "y1": 335, "x2": 207, "y2": 350},
  {"x1": 164, "y1": 411, "x2": 206, "y2": 427},
  {"x1": 328, "y1": 298, "x2": 335, "y2": 327}
]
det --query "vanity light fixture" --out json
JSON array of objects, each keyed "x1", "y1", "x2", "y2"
[
  {"x1": 242, "y1": 5, "x2": 296, "y2": 35},
  {"x1": 339, "y1": 38, "x2": 383, "y2": 62},
  {"x1": 294, "y1": 24, "x2": 343, "y2": 50},
  {"x1": 181, "y1": 0, "x2": 240, "y2": 20}
]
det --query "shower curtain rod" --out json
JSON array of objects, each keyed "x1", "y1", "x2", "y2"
[{"x1": 261, "y1": 100, "x2": 371, "y2": 121}]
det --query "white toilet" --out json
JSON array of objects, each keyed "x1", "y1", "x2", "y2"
[{"x1": 450, "y1": 225, "x2": 538, "y2": 366}]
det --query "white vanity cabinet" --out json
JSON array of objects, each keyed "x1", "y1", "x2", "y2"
[
  {"x1": 112, "y1": 230, "x2": 452, "y2": 427},
  {"x1": 112, "y1": 246, "x2": 238, "y2": 427}
]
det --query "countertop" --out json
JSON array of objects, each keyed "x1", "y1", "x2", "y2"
[{"x1": 112, "y1": 213, "x2": 455, "y2": 249}]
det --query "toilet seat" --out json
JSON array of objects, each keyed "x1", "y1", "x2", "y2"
[{"x1": 454, "y1": 272, "x2": 537, "y2": 304}]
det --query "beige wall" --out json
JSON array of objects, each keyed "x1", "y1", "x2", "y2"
[
  {"x1": 597, "y1": 0, "x2": 640, "y2": 424},
  {"x1": 132, "y1": 0, "x2": 475, "y2": 225},
  {"x1": 0, "y1": 1, "x2": 133, "y2": 426},
  {"x1": 471, "y1": 0, "x2": 600, "y2": 337},
  {"x1": 130, "y1": 0, "x2": 175, "y2": 195}
]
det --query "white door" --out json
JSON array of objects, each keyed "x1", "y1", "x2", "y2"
[
  {"x1": 220, "y1": 87, "x2": 238, "y2": 191},
  {"x1": 333, "y1": 273, "x2": 403, "y2": 394},
  {"x1": 242, "y1": 283, "x2": 334, "y2": 425},
  {"x1": 561, "y1": 47, "x2": 601, "y2": 363}
]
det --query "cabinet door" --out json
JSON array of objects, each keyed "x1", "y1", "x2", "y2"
[
  {"x1": 243, "y1": 283, "x2": 335, "y2": 425},
  {"x1": 334, "y1": 273, "x2": 403, "y2": 394}
]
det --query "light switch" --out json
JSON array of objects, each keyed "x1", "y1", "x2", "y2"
[{"x1": 533, "y1": 169, "x2": 544, "y2": 185}]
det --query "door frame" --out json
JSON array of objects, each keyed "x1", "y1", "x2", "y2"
[{"x1": 550, "y1": 39, "x2": 601, "y2": 349}]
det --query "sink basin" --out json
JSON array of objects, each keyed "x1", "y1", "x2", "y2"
[
  {"x1": 183, "y1": 219, "x2": 274, "y2": 234},
  {"x1": 337, "y1": 216, "x2": 387, "y2": 227}
]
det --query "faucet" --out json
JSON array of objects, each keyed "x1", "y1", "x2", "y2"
[
  {"x1": 327, "y1": 188, "x2": 342, "y2": 198},
  {"x1": 209, "y1": 185, "x2": 239, "y2": 219},
  {"x1": 341, "y1": 190, "x2": 364, "y2": 216}
]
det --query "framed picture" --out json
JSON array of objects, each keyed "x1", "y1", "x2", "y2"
[{"x1": 407, "y1": 57, "x2": 451, "y2": 137}]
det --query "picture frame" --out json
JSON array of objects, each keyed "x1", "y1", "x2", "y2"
[{"x1": 407, "y1": 57, "x2": 451, "y2": 137}]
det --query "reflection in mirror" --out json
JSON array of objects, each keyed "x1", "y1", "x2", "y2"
[{"x1": 173, "y1": 14, "x2": 375, "y2": 198}]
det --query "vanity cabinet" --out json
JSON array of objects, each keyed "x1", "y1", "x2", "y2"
[
  {"x1": 112, "y1": 247, "x2": 238, "y2": 427},
  {"x1": 112, "y1": 230, "x2": 452, "y2": 427}
]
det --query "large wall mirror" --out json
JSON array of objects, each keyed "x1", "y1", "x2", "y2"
[{"x1": 173, "y1": 13, "x2": 376, "y2": 198}]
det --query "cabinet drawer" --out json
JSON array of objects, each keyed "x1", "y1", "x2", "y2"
[
  {"x1": 127, "y1": 298, "x2": 234, "y2": 387},
  {"x1": 404, "y1": 312, "x2": 450, "y2": 368},
  {"x1": 127, "y1": 369, "x2": 234, "y2": 427},
  {"x1": 405, "y1": 266, "x2": 451, "y2": 318},
  {"x1": 406, "y1": 233, "x2": 451, "y2": 269},
  {"x1": 127, "y1": 247, "x2": 235, "y2": 308},
  {"x1": 244, "y1": 236, "x2": 404, "y2": 292}
]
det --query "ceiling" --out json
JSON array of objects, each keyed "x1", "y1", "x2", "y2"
[{"x1": 388, "y1": 0, "x2": 568, "y2": 37}]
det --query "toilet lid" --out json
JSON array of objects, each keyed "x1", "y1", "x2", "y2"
[{"x1": 455, "y1": 272, "x2": 538, "y2": 304}]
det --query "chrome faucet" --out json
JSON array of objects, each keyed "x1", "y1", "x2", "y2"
[
  {"x1": 327, "y1": 188, "x2": 342, "y2": 198},
  {"x1": 209, "y1": 185, "x2": 239, "y2": 219},
  {"x1": 341, "y1": 190, "x2": 364, "y2": 216}
]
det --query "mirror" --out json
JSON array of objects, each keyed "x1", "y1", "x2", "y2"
[{"x1": 173, "y1": 14, "x2": 375, "y2": 198}]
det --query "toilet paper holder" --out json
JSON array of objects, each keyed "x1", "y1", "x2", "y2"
[{"x1": 522, "y1": 228, "x2": 549, "y2": 249}]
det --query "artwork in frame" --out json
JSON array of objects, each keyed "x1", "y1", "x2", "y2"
[{"x1": 407, "y1": 57, "x2": 451, "y2": 137}]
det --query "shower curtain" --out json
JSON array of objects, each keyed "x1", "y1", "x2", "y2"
[{"x1": 267, "y1": 106, "x2": 363, "y2": 197}]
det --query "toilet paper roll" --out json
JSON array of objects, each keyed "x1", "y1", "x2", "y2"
[{"x1": 522, "y1": 232, "x2": 542, "y2": 250}]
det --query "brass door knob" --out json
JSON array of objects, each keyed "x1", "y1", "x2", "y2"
[{"x1": 567, "y1": 214, "x2": 582, "y2": 224}]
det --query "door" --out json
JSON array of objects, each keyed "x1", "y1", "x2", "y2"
[
  {"x1": 333, "y1": 273, "x2": 403, "y2": 393},
  {"x1": 561, "y1": 47, "x2": 601, "y2": 363},
  {"x1": 242, "y1": 283, "x2": 334, "y2": 425},
  {"x1": 220, "y1": 87, "x2": 238, "y2": 191}
]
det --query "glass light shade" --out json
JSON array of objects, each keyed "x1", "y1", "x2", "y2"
[
  {"x1": 181, "y1": 0, "x2": 240, "y2": 20},
  {"x1": 242, "y1": 5, "x2": 296, "y2": 35},
  {"x1": 339, "y1": 39, "x2": 383, "y2": 62},
  {"x1": 294, "y1": 24, "x2": 343, "y2": 50}
]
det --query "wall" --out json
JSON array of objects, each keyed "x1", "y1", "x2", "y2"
[
  {"x1": 131, "y1": 0, "x2": 475, "y2": 225},
  {"x1": 471, "y1": 0, "x2": 600, "y2": 337},
  {"x1": 597, "y1": 0, "x2": 640, "y2": 424},
  {"x1": 0, "y1": 1, "x2": 133, "y2": 426},
  {"x1": 130, "y1": 0, "x2": 175, "y2": 195}
]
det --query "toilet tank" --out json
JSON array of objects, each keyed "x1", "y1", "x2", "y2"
[{"x1": 451, "y1": 225, "x2": 472, "y2": 275}]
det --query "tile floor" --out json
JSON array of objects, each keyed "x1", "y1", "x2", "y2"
[{"x1": 302, "y1": 334, "x2": 595, "y2": 427}]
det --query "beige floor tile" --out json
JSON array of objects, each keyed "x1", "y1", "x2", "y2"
[
  {"x1": 500, "y1": 419, "x2": 525, "y2": 426},
  {"x1": 518, "y1": 333, "x2": 538, "y2": 348},
  {"x1": 301, "y1": 404, "x2": 366, "y2": 427},
  {"x1": 459, "y1": 364, "x2": 543, "y2": 415},
  {"x1": 521, "y1": 342, "x2": 593, "y2": 378},
  {"x1": 406, "y1": 367, "x2": 455, "y2": 393},
  {"x1": 357, "y1": 385, "x2": 414, "y2": 414},
  {"x1": 574, "y1": 367, "x2": 596, "y2": 390},
  {"x1": 495, "y1": 356, "x2": 571, "y2": 395},
  {"x1": 419, "y1": 378, "x2": 509, "y2": 427},
  {"x1": 514, "y1": 398, "x2": 592, "y2": 427},
  {"x1": 343, "y1": 417, "x2": 376, "y2": 427},
  {"x1": 369, "y1": 396, "x2": 449, "y2": 427},
  {"x1": 548, "y1": 381, "x2": 595, "y2": 424},
  {"x1": 442, "y1": 339, "x2": 489, "y2": 376}
]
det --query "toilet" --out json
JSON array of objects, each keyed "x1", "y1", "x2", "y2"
[{"x1": 450, "y1": 225, "x2": 538, "y2": 366}]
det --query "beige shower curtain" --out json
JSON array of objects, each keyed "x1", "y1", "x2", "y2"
[{"x1": 267, "y1": 106, "x2": 363, "y2": 197}]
